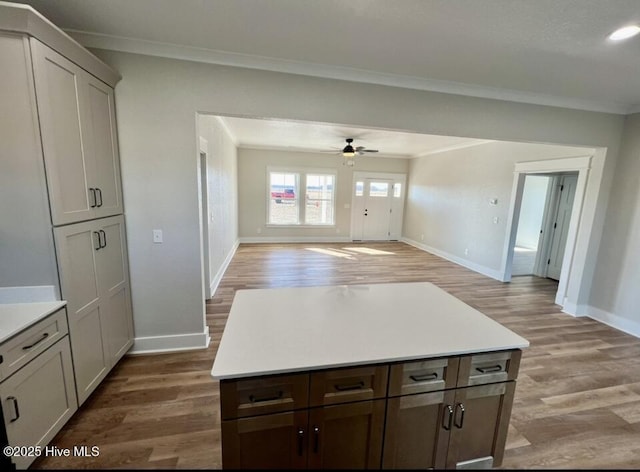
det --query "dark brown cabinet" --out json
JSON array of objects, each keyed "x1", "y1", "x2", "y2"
[{"x1": 219, "y1": 350, "x2": 522, "y2": 469}]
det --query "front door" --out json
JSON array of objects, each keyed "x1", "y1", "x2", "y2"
[{"x1": 362, "y1": 179, "x2": 393, "y2": 240}]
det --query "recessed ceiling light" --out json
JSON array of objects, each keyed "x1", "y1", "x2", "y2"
[{"x1": 608, "y1": 25, "x2": 640, "y2": 41}]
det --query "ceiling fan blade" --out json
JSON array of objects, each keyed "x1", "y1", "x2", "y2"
[
  {"x1": 358, "y1": 149, "x2": 379, "y2": 154},
  {"x1": 355, "y1": 146, "x2": 366, "y2": 151}
]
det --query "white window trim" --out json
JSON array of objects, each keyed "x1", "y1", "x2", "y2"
[{"x1": 266, "y1": 166, "x2": 337, "y2": 226}]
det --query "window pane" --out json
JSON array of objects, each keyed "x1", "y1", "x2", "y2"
[
  {"x1": 355, "y1": 181, "x2": 364, "y2": 196},
  {"x1": 269, "y1": 172, "x2": 299, "y2": 224},
  {"x1": 305, "y1": 174, "x2": 335, "y2": 225},
  {"x1": 394, "y1": 183, "x2": 402, "y2": 198},
  {"x1": 369, "y1": 182, "x2": 389, "y2": 197}
]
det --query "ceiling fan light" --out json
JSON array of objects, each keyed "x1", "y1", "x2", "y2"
[{"x1": 343, "y1": 151, "x2": 355, "y2": 157}]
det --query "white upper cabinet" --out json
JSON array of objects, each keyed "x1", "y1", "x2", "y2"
[{"x1": 31, "y1": 39, "x2": 123, "y2": 226}]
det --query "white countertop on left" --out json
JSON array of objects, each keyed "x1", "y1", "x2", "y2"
[{"x1": 0, "y1": 301, "x2": 67, "y2": 344}]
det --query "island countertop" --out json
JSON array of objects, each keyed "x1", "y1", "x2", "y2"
[{"x1": 211, "y1": 281, "x2": 529, "y2": 380}]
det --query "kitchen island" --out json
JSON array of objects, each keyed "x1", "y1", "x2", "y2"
[{"x1": 211, "y1": 282, "x2": 529, "y2": 469}]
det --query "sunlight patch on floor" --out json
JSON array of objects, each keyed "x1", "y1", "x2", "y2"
[
  {"x1": 342, "y1": 247, "x2": 396, "y2": 255},
  {"x1": 305, "y1": 248, "x2": 356, "y2": 259}
]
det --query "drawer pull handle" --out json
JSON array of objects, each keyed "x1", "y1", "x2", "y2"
[
  {"x1": 313, "y1": 425, "x2": 320, "y2": 453},
  {"x1": 22, "y1": 332, "x2": 49, "y2": 350},
  {"x1": 442, "y1": 404, "x2": 453, "y2": 431},
  {"x1": 410, "y1": 372, "x2": 438, "y2": 382},
  {"x1": 249, "y1": 390, "x2": 283, "y2": 403},
  {"x1": 7, "y1": 396, "x2": 20, "y2": 422},
  {"x1": 96, "y1": 187, "x2": 103, "y2": 207},
  {"x1": 334, "y1": 381, "x2": 365, "y2": 392},
  {"x1": 297, "y1": 427, "x2": 304, "y2": 456},
  {"x1": 476, "y1": 365, "x2": 503, "y2": 374},
  {"x1": 454, "y1": 403, "x2": 465, "y2": 429}
]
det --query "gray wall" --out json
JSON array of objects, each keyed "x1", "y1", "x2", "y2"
[
  {"x1": 198, "y1": 115, "x2": 239, "y2": 296},
  {"x1": 589, "y1": 113, "x2": 640, "y2": 334},
  {"x1": 238, "y1": 148, "x2": 409, "y2": 240},
  {"x1": 92, "y1": 48, "x2": 625, "y2": 351},
  {"x1": 404, "y1": 141, "x2": 589, "y2": 276}
]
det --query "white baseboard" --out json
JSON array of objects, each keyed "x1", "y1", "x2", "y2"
[
  {"x1": 560, "y1": 300, "x2": 588, "y2": 317},
  {"x1": 239, "y1": 236, "x2": 351, "y2": 243},
  {"x1": 584, "y1": 306, "x2": 640, "y2": 339},
  {"x1": 209, "y1": 239, "x2": 240, "y2": 298},
  {"x1": 401, "y1": 237, "x2": 503, "y2": 281},
  {"x1": 129, "y1": 327, "x2": 211, "y2": 355},
  {"x1": 0, "y1": 285, "x2": 57, "y2": 303}
]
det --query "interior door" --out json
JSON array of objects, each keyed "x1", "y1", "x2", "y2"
[
  {"x1": 362, "y1": 179, "x2": 393, "y2": 240},
  {"x1": 547, "y1": 174, "x2": 578, "y2": 280}
]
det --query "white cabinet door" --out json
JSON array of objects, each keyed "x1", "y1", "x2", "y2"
[
  {"x1": 84, "y1": 75, "x2": 124, "y2": 219},
  {"x1": 54, "y1": 220, "x2": 110, "y2": 405},
  {"x1": 30, "y1": 38, "x2": 94, "y2": 226},
  {"x1": 0, "y1": 337, "x2": 77, "y2": 470},
  {"x1": 98, "y1": 216, "x2": 134, "y2": 365},
  {"x1": 30, "y1": 38, "x2": 123, "y2": 226}
]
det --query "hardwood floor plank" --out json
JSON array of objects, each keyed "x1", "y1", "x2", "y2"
[{"x1": 31, "y1": 242, "x2": 640, "y2": 469}]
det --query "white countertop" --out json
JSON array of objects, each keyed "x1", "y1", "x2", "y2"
[
  {"x1": 211, "y1": 282, "x2": 529, "y2": 380},
  {"x1": 0, "y1": 301, "x2": 67, "y2": 344}
]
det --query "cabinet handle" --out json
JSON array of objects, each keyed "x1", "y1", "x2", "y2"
[
  {"x1": 297, "y1": 427, "x2": 304, "y2": 456},
  {"x1": 476, "y1": 365, "x2": 503, "y2": 374},
  {"x1": 454, "y1": 403, "x2": 465, "y2": 429},
  {"x1": 249, "y1": 390, "x2": 283, "y2": 403},
  {"x1": 99, "y1": 229, "x2": 107, "y2": 248},
  {"x1": 94, "y1": 231, "x2": 102, "y2": 251},
  {"x1": 22, "y1": 333, "x2": 49, "y2": 350},
  {"x1": 313, "y1": 425, "x2": 320, "y2": 453},
  {"x1": 334, "y1": 381, "x2": 365, "y2": 392},
  {"x1": 7, "y1": 396, "x2": 20, "y2": 422},
  {"x1": 96, "y1": 187, "x2": 103, "y2": 207},
  {"x1": 443, "y1": 404, "x2": 453, "y2": 431},
  {"x1": 89, "y1": 188, "x2": 97, "y2": 208},
  {"x1": 410, "y1": 372, "x2": 438, "y2": 382}
]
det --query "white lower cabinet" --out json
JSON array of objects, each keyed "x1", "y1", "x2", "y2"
[
  {"x1": 54, "y1": 215, "x2": 134, "y2": 405},
  {"x1": 0, "y1": 336, "x2": 77, "y2": 470}
]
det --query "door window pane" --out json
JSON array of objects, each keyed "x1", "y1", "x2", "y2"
[
  {"x1": 393, "y1": 183, "x2": 402, "y2": 198},
  {"x1": 355, "y1": 181, "x2": 364, "y2": 196},
  {"x1": 369, "y1": 182, "x2": 389, "y2": 197}
]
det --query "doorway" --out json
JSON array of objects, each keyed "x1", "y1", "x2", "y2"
[
  {"x1": 198, "y1": 138, "x2": 211, "y2": 299},
  {"x1": 351, "y1": 172, "x2": 406, "y2": 241}
]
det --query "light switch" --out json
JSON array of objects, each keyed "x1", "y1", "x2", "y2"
[
  {"x1": 153, "y1": 229, "x2": 163, "y2": 243},
  {"x1": 493, "y1": 217, "x2": 499, "y2": 224}
]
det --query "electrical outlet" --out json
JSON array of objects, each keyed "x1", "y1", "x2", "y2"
[
  {"x1": 464, "y1": 248, "x2": 469, "y2": 256},
  {"x1": 257, "y1": 227, "x2": 262, "y2": 234},
  {"x1": 493, "y1": 217, "x2": 499, "y2": 224},
  {"x1": 153, "y1": 229, "x2": 163, "y2": 243},
  {"x1": 421, "y1": 234, "x2": 424, "y2": 241}
]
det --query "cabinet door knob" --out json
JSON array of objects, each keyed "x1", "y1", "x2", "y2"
[
  {"x1": 443, "y1": 404, "x2": 453, "y2": 431},
  {"x1": 7, "y1": 396, "x2": 20, "y2": 422},
  {"x1": 454, "y1": 403, "x2": 465, "y2": 429}
]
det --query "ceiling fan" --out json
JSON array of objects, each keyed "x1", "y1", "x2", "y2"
[{"x1": 335, "y1": 138, "x2": 379, "y2": 166}]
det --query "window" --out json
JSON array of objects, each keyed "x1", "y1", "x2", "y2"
[
  {"x1": 393, "y1": 183, "x2": 402, "y2": 198},
  {"x1": 305, "y1": 174, "x2": 335, "y2": 225},
  {"x1": 355, "y1": 181, "x2": 364, "y2": 196},
  {"x1": 268, "y1": 169, "x2": 335, "y2": 225},
  {"x1": 269, "y1": 172, "x2": 299, "y2": 224}
]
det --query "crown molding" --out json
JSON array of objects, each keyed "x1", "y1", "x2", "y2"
[
  {"x1": 413, "y1": 139, "x2": 494, "y2": 158},
  {"x1": 67, "y1": 29, "x2": 632, "y2": 115}
]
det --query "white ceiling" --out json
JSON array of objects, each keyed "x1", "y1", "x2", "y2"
[
  {"x1": 219, "y1": 116, "x2": 491, "y2": 158},
  {"x1": 11, "y1": 0, "x2": 640, "y2": 114}
]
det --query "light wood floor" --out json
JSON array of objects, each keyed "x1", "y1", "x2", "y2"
[{"x1": 33, "y1": 242, "x2": 640, "y2": 469}]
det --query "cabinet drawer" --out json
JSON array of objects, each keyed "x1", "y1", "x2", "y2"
[
  {"x1": 0, "y1": 307, "x2": 68, "y2": 381},
  {"x1": 388, "y1": 357, "x2": 459, "y2": 396},
  {"x1": 456, "y1": 350, "x2": 521, "y2": 387},
  {"x1": 220, "y1": 373, "x2": 309, "y2": 421},
  {"x1": 310, "y1": 365, "x2": 388, "y2": 407}
]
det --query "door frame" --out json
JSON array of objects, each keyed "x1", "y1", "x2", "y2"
[
  {"x1": 198, "y1": 136, "x2": 212, "y2": 299},
  {"x1": 500, "y1": 155, "x2": 592, "y2": 309},
  {"x1": 350, "y1": 171, "x2": 407, "y2": 241}
]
